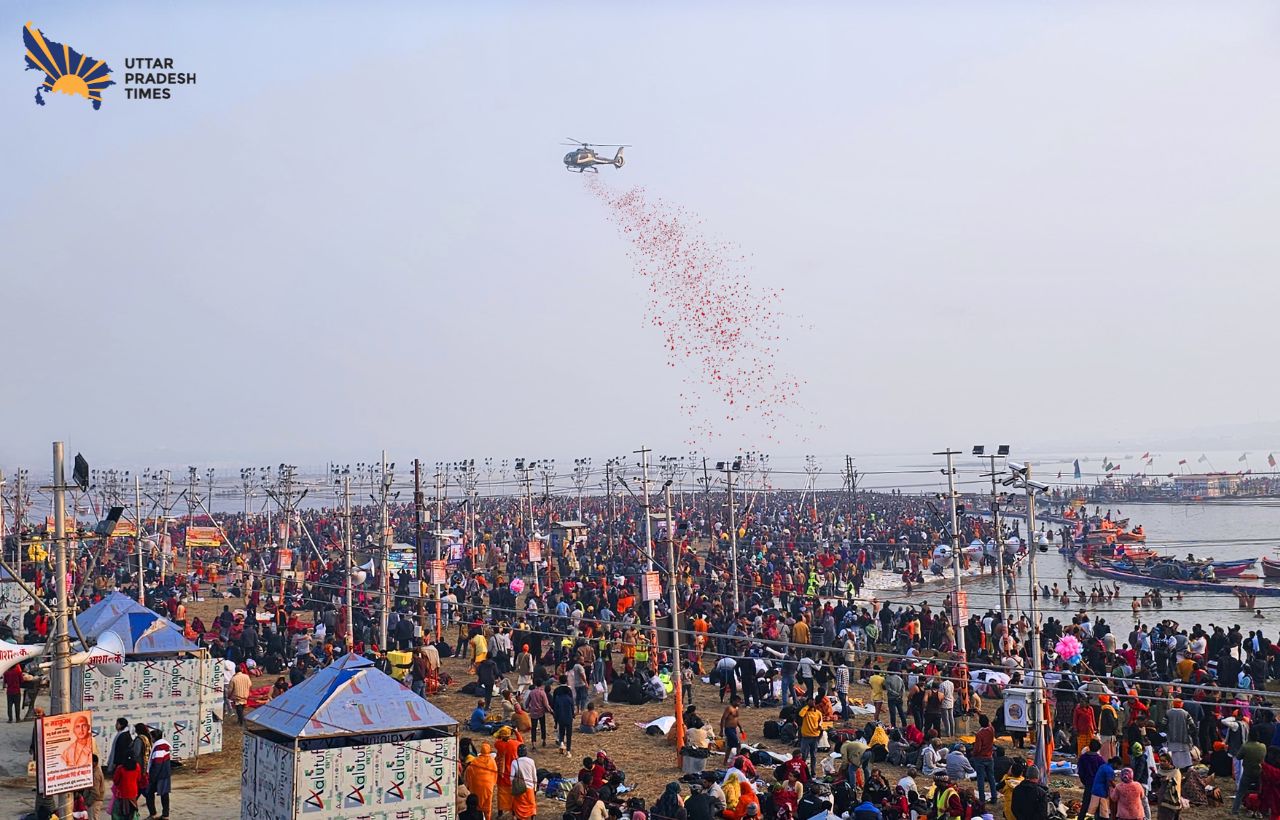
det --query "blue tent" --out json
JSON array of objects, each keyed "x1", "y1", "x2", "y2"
[
  {"x1": 247, "y1": 652, "x2": 455, "y2": 739},
  {"x1": 75, "y1": 591, "x2": 200, "y2": 655}
]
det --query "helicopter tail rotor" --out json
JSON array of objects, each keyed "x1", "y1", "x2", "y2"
[{"x1": 612, "y1": 147, "x2": 625, "y2": 168}]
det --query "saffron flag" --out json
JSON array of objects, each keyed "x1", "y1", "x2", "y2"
[
  {"x1": 1141, "y1": 452, "x2": 1150, "y2": 460},
  {"x1": 1270, "y1": 453, "x2": 1277, "y2": 468},
  {"x1": 1178, "y1": 459, "x2": 1188, "y2": 466},
  {"x1": 1198, "y1": 454, "x2": 1209, "y2": 464},
  {"x1": 1240, "y1": 453, "x2": 1249, "y2": 462}
]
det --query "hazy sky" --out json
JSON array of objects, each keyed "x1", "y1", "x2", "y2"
[{"x1": 5, "y1": 1, "x2": 1280, "y2": 471}]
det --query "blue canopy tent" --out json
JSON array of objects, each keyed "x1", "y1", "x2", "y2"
[
  {"x1": 242, "y1": 653, "x2": 458, "y2": 819},
  {"x1": 76, "y1": 592, "x2": 200, "y2": 655},
  {"x1": 71, "y1": 591, "x2": 220, "y2": 761}
]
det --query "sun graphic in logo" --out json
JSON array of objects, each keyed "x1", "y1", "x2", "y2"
[{"x1": 23, "y1": 22, "x2": 114, "y2": 109}]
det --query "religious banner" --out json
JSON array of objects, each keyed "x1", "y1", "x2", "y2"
[
  {"x1": 186, "y1": 526, "x2": 224, "y2": 547},
  {"x1": 640, "y1": 571, "x2": 662, "y2": 602},
  {"x1": 37, "y1": 711, "x2": 96, "y2": 796}
]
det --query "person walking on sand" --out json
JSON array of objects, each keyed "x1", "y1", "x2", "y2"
[
  {"x1": 464, "y1": 741, "x2": 498, "y2": 820},
  {"x1": 511, "y1": 744, "x2": 538, "y2": 820}
]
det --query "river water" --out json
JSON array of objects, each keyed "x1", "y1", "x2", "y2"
[{"x1": 893, "y1": 500, "x2": 1280, "y2": 636}]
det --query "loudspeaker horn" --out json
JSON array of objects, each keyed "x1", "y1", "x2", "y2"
[
  {"x1": 68, "y1": 630, "x2": 125, "y2": 677},
  {"x1": 0, "y1": 639, "x2": 45, "y2": 675}
]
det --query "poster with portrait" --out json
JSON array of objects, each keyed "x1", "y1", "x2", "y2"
[{"x1": 37, "y1": 711, "x2": 95, "y2": 796}]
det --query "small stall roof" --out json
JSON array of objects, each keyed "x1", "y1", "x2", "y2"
[
  {"x1": 246, "y1": 652, "x2": 456, "y2": 739},
  {"x1": 552, "y1": 520, "x2": 588, "y2": 529}
]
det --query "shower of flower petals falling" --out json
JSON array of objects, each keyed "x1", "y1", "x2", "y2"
[{"x1": 587, "y1": 177, "x2": 804, "y2": 443}]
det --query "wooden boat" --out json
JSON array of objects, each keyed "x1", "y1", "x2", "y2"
[
  {"x1": 1074, "y1": 550, "x2": 1280, "y2": 596},
  {"x1": 1210, "y1": 559, "x2": 1257, "y2": 578},
  {"x1": 1262, "y1": 557, "x2": 1280, "y2": 579}
]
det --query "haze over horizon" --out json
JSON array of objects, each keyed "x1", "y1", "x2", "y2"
[{"x1": 5, "y1": 1, "x2": 1279, "y2": 469}]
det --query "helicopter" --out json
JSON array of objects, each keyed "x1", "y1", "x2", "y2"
[{"x1": 562, "y1": 138, "x2": 628, "y2": 172}]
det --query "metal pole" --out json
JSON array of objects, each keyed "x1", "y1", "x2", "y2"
[
  {"x1": 527, "y1": 468, "x2": 540, "y2": 597},
  {"x1": 1026, "y1": 466, "x2": 1048, "y2": 784},
  {"x1": 936, "y1": 448, "x2": 966, "y2": 655},
  {"x1": 344, "y1": 477, "x2": 354, "y2": 648},
  {"x1": 638, "y1": 447, "x2": 656, "y2": 626},
  {"x1": 727, "y1": 466, "x2": 739, "y2": 615},
  {"x1": 664, "y1": 484, "x2": 685, "y2": 761},
  {"x1": 379, "y1": 451, "x2": 390, "y2": 651},
  {"x1": 435, "y1": 470, "x2": 443, "y2": 642},
  {"x1": 15, "y1": 471, "x2": 24, "y2": 584},
  {"x1": 606, "y1": 461, "x2": 616, "y2": 554},
  {"x1": 51, "y1": 442, "x2": 73, "y2": 820},
  {"x1": 990, "y1": 460, "x2": 1009, "y2": 627},
  {"x1": 187, "y1": 466, "x2": 197, "y2": 572},
  {"x1": 136, "y1": 475, "x2": 145, "y2": 602},
  {"x1": 415, "y1": 460, "x2": 426, "y2": 640},
  {"x1": 701, "y1": 458, "x2": 711, "y2": 541},
  {"x1": 845, "y1": 456, "x2": 855, "y2": 537}
]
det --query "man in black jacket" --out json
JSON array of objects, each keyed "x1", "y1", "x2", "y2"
[
  {"x1": 1010, "y1": 765, "x2": 1049, "y2": 820},
  {"x1": 684, "y1": 783, "x2": 716, "y2": 820}
]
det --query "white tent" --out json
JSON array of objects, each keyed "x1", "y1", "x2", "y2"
[
  {"x1": 72, "y1": 592, "x2": 221, "y2": 761},
  {"x1": 242, "y1": 652, "x2": 458, "y2": 820}
]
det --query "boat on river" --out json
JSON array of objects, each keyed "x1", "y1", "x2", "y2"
[
  {"x1": 1210, "y1": 558, "x2": 1258, "y2": 577},
  {"x1": 1073, "y1": 550, "x2": 1280, "y2": 596},
  {"x1": 1262, "y1": 557, "x2": 1280, "y2": 579}
]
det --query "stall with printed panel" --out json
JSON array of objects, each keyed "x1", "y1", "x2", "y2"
[
  {"x1": 71, "y1": 592, "x2": 223, "y2": 760},
  {"x1": 0, "y1": 565, "x2": 33, "y2": 637},
  {"x1": 241, "y1": 652, "x2": 458, "y2": 820}
]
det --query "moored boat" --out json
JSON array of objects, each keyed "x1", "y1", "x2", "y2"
[
  {"x1": 1263, "y1": 557, "x2": 1280, "y2": 579},
  {"x1": 1074, "y1": 550, "x2": 1280, "y2": 595},
  {"x1": 1210, "y1": 559, "x2": 1257, "y2": 578}
]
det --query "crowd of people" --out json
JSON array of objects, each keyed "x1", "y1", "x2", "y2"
[{"x1": 7, "y1": 479, "x2": 1280, "y2": 819}]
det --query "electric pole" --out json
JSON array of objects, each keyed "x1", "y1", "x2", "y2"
[
  {"x1": 51, "y1": 442, "x2": 73, "y2": 820},
  {"x1": 14, "y1": 468, "x2": 29, "y2": 582},
  {"x1": 572, "y1": 458, "x2": 591, "y2": 522},
  {"x1": 636, "y1": 447, "x2": 656, "y2": 626},
  {"x1": 604, "y1": 458, "x2": 619, "y2": 554},
  {"x1": 844, "y1": 456, "x2": 858, "y2": 538},
  {"x1": 663, "y1": 482, "x2": 685, "y2": 761},
  {"x1": 934, "y1": 448, "x2": 966, "y2": 656},
  {"x1": 433, "y1": 466, "x2": 444, "y2": 642},
  {"x1": 414, "y1": 459, "x2": 426, "y2": 637},
  {"x1": 719, "y1": 459, "x2": 741, "y2": 615},
  {"x1": 343, "y1": 475, "x2": 354, "y2": 648},
  {"x1": 135, "y1": 474, "x2": 145, "y2": 602},
  {"x1": 187, "y1": 466, "x2": 198, "y2": 571},
  {"x1": 975, "y1": 446, "x2": 1011, "y2": 629},
  {"x1": 377, "y1": 452, "x2": 393, "y2": 651},
  {"x1": 1025, "y1": 464, "x2": 1048, "y2": 783}
]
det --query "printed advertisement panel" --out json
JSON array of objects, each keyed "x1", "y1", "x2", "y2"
[
  {"x1": 37, "y1": 711, "x2": 95, "y2": 796},
  {"x1": 243, "y1": 733, "x2": 295, "y2": 820},
  {"x1": 186, "y1": 525, "x2": 224, "y2": 547},
  {"x1": 78, "y1": 656, "x2": 224, "y2": 759},
  {"x1": 295, "y1": 736, "x2": 456, "y2": 819}
]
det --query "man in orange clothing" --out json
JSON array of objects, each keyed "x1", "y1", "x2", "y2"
[{"x1": 493, "y1": 726, "x2": 522, "y2": 819}]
